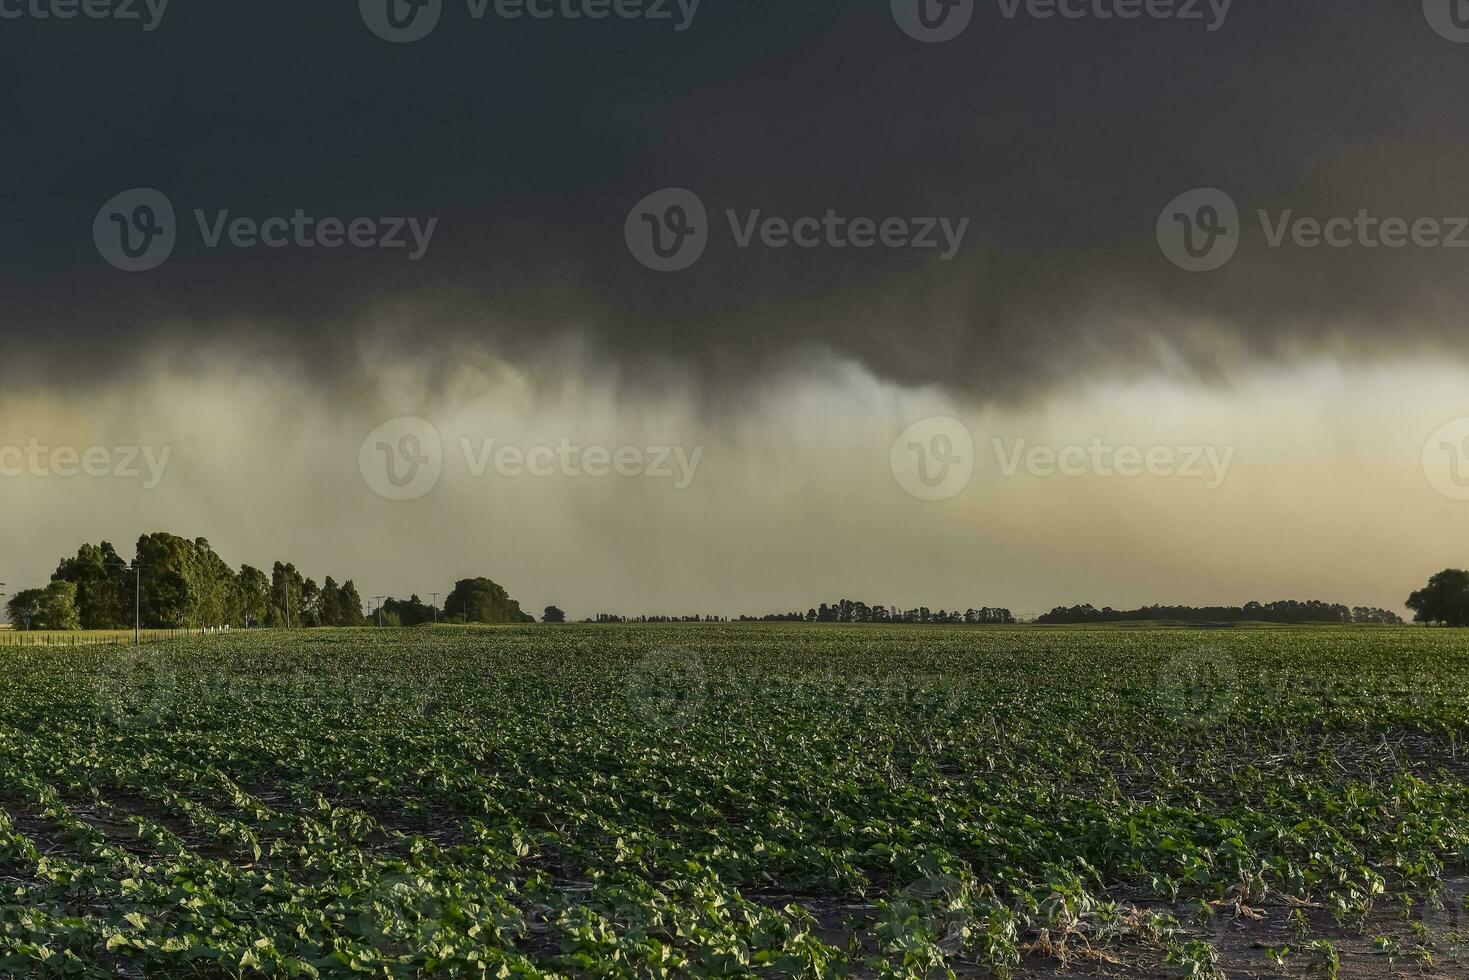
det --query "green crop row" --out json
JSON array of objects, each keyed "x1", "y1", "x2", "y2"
[{"x1": 0, "y1": 625, "x2": 1467, "y2": 977}]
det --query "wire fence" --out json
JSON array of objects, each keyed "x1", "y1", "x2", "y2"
[{"x1": 0, "y1": 629, "x2": 196, "y2": 648}]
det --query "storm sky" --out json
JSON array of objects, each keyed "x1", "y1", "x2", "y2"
[{"x1": 3, "y1": 0, "x2": 1469, "y2": 617}]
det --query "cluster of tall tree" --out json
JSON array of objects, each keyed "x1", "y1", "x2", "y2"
[
  {"x1": 1036, "y1": 601, "x2": 1403, "y2": 625},
  {"x1": 374, "y1": 580, "x2": 534, "y2": 626},
  {"x1": 6, "y1": 533, "x2": 368, "y2": 631},
  {"x1": 376, "y1": 594, "x2": 436, "y2": 627},
  {"x1": 443, "y1": 578, "x2": 534, "y2": 624},
  {"x1": 4, "y1": 581, "x2": 81, "y2": 631}
]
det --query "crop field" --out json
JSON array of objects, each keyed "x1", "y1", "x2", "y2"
[{"x1": 2, "y1": 625, "x2": 1468, "y2": 978}]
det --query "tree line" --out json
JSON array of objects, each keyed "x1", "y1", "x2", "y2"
[
  {"x1": 1035, "y1": 600, "x2": 1404, "y2": 626},
  {"x1": 577, "y1": 603, "x2": 1017, "y2": 625},
  {"x1": 5, "y1": 534, "x2": 370, "y2": 631},
  {"x1": 5, "y1": 533, "x2": 533, "y2": 631},
  {"x1": 584, "y1": 614, "x2": 726, "y2": 623},
  {"x1": 746, "y1": 601, "x2": 1015, "y2": 624}
]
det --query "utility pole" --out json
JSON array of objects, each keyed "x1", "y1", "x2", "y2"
[
  {"x1": 104, "y1": 559, "x2": 142, "y2": 645},
  {"x1": 430, "y1": 593, "x2": 439, "y2": 624},
  {"x1": 372, "y1": 597, "x2": 386, "y2": 627}
]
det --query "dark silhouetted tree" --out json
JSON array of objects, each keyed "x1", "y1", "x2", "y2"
[{"x1": 1407, "y1": 570, "x2": 1469, "y2": 627}]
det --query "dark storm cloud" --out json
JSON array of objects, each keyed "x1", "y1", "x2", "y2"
[{"x1": 2, "y1": 0, "x2": 1468, "y2": 400}]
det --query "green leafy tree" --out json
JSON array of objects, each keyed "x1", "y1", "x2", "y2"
[
  {"x1": 382, "y1": 594, "x2": 433, "y2": 626},
  {"x1": 29, "y1": 528, "x2": 380, "y2": 631},
  {"x1": 318, "y1": 577, "x2": 342, "y2": 626},
  {"x1": 268, "y1": 562, "x2": 305, "y2": 627},
  {"x1": 337, "y1": 580, "x2": 367, "y2": 626},
  {"x1": 236, "y1": 565, "x2": 270, "y2": 627},
  {"x1": 53, "y1": 542, "x2": 129, "y2": 629},
  {"x1": 444, "y1": 578, "x2": 534, "y2": 624},
  {"x1": 5, "y1": 589, "x2": 44, "y2": 630},
  {"x1": 543, "y1": 605, "x2": 566, "y2": 623},
  {"x1": 301, "y1": 578, "x2": 321, "y2": 627},
  {"x1": 7, "y1": 582, "x2": 83, "y2": 631},
  {"x1": 185, "y1": 538, "x2": 237, "y2": 629},
  {"x1": 38, "y1": 581, "x2": 81, "y2": 630},
  {"x1": 134, "y1": 532, "x2": 194, "y2": 628},
  {"x1": 1407, "y1": 569, "x2": 1469, "y2": 627},
  {"x1": 132, "y1": 533, "x2": 238, "y2": 630}
]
